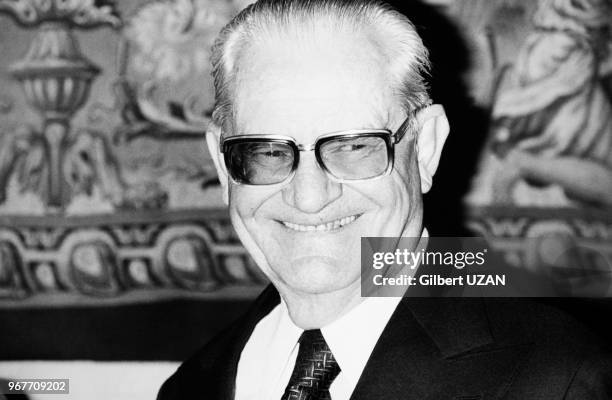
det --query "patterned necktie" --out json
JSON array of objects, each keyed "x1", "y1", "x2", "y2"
[{"x1": 280, "y1": 329, "x2": 341, "y2": 400}]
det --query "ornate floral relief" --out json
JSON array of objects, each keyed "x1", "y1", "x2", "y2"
[
  {"x1": 0, "y1": 1, "x2": 254, "y2": 303},
  {"x1": 461, "y1": 0, "x2": 612, "y2": 208},
  {"x1": 0, "y1": 0, "x2": 244, "y2": 214},
  {"x1": 0, "y1": 0, "x2": 120, "y2": 28},
  {"x1": 116, "y1": 0, "x2": 240, "y2": 141},
  {"x1": 451, "y1": 0, "x2": 612, "y2": 289},
  {"x1": 0, "y1": 0, "x2": 122, "y2": 210},
  {"x1": 0, "y1": 210, "x2": 266, "y2": 300},
  {"x1": 468, "y1": 208, "x2": 612, "y2": 296}
]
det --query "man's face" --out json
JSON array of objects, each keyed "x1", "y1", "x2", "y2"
[{"x1": 222, "y1": 34, "x2": 424, "y2": 298}]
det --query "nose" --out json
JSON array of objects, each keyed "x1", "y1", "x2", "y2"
[{"x1": 282, "y1": 152, "x2": 342, "y2": 214}]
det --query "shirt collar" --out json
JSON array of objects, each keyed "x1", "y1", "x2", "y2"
[
  {"x1": 276, "y1": 295, "x2": 402, "y2": 382},
  {"x1": 321, "y1": 295, "x2": 402, "y2": 380}
]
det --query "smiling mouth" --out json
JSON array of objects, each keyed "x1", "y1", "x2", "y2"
[{"x1": 280, "y1": 214, "x2": 361, "y2": 232}]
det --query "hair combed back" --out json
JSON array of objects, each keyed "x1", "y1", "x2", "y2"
[{"x1": 211, "y1": 0, "x2": 431, "y2": 130}]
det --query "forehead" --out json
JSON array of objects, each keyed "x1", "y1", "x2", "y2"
[{"x1": 232, "y1": 31, "x2": 398, "y2": 141}]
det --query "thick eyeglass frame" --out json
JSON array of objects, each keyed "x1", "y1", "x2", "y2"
[{"x1": 220, "y1": 105, "x2": 426, "y2": 186}]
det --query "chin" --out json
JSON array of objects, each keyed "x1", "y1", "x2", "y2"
[{"x1": 275, "y1": 255, "x2": 359, "y2": 295}]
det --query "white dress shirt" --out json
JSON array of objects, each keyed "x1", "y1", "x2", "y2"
[{"x1": 234, "y1": 295, "x2": 402, "y2": 400}]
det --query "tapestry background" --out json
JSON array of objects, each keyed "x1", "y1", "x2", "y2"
[{"x1": 0, "y1": 0, "x2": 610, "y2": 399}]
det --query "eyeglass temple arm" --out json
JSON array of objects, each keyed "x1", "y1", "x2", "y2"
[{"x1": 392, "y1": 101, "x2": 432, "y2": 144}]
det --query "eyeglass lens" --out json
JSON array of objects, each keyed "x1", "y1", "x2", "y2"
[
  {"x1": 226, "y1": 141, "x2": 295, "y2": 184},
  {"x1": 319, "y1": 135, "x2": 388, "y2": 180}
]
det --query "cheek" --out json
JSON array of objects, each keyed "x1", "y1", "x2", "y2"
[
  {"x1": 375, "y1": 169, "x2": 417, "y2": 212},
  {"x1": 229, "y1": 185, "x2": 273, "y2": 219},
  {"x1": 393, "y1": 150, "x2": 421, "y2": 201},
  {"x1": 367, "y1": 164, "x2": 422, "y2": 236},
  {"x1": 389, "y1": 173, "x2": 414, "y2": 215}
]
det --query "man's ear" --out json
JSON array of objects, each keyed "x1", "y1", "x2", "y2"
[
  {"x1": 415, "y1": 104, "x2": 449, "y2": 193},
  {"x1": 206, "y1": 122, "x2": 230, "y2": 205}
]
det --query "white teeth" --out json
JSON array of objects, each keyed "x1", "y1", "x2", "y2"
[{"x1": 282, "y1": 215, "x2": 357, "y2": 232}]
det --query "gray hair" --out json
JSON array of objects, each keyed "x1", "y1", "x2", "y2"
[{"x1": 210, "y1": 0, "x2": 431, "y2": 130}]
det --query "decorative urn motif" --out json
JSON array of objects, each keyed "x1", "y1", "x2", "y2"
[
  {"x1": 10, "y1": 23, "x2": 100, "y2": 121},
  {"x1": 0, "y1": 0, "x2": 120, "y2": 209}
]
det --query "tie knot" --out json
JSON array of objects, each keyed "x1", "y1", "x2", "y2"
[
  {"x1": 299, "y1": 329, "x2": 326, "y2": 346},
  {"x1": 281, "y1": 329, "x2": 341, "y2": 400}
]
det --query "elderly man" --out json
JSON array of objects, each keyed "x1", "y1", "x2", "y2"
[{"x1": 159, "y1": 1, "x2": 611, "y2": 399}]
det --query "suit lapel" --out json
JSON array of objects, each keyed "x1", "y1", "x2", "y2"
[
  {"x1": 350, "y1": 298, "x2": 532, "y2": 400},
  {"x1": 406, "y1": 298, "x2": 494, "y2": 357}
]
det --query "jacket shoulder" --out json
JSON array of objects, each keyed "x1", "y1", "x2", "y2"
[
  {"x1": 484, "y1": 299, "x2": 607, "y2": 349},
  {"x1": 157, "y1": 285, "x2": 281, "y2": 400},
  {"x1": 157, "y1": 322, "x2": 239, "y2": 400},
  {"x1": 483, "y1": 299, "x2": 612, "y2": 398}
]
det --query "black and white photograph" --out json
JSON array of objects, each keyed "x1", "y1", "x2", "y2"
[{"x1": 1, "y1": 0, "x2": 611, "y2": 399}]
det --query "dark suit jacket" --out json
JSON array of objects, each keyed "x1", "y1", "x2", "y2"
[{"x1": 158, "y1": 285, "x2": 612, "y2": 399}]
